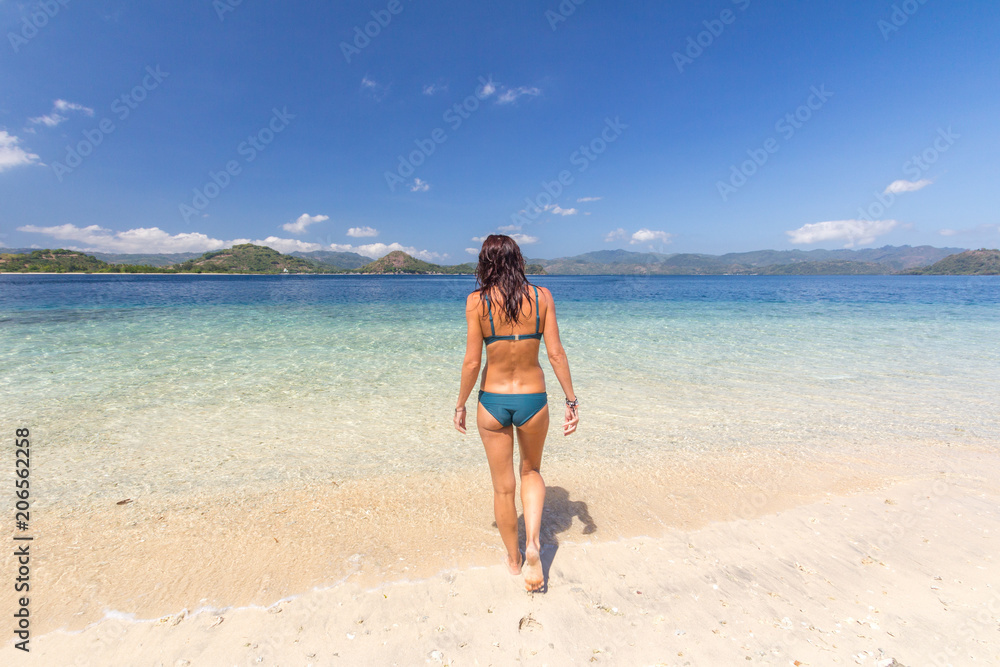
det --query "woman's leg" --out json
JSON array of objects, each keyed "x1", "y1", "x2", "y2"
[
  {"x1": 514, "y1": 404, "x2": 550, "y2": 591},
  {"x1": 477, "y1": 403, "x2": 522, "y2": 574}
]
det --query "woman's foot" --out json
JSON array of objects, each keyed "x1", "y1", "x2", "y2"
[
  {"x1": 523, "y1": 544, "x2": 543, "y2": 591},
  {"x1": 505, "y1": 551, "x2": 523, "y2": 575}
]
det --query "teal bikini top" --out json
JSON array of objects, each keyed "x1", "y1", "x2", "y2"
[{"x1": 484, "y1": 285, "x2": 541, "y2": 345}]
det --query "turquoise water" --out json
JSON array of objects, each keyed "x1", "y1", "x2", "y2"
[{"x1": 2, "y1": 274, "x2": 998, "y2": 507}]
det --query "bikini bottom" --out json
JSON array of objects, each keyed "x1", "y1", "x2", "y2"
[{"x1": 477, "y1": 390, "x2": 548, "y2": 428}]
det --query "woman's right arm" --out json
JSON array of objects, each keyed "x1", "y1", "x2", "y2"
[{"x1": 540, "y1": 286, "x2": 579, "y2": 436}]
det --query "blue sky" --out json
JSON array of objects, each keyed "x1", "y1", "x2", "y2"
[{"x1": 1, "y1": 0, "x2": 998, "y2": 262}]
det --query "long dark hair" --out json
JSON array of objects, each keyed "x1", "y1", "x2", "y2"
[{"x1": 476, "y1": 234, "x2": 534, "y2": 324}]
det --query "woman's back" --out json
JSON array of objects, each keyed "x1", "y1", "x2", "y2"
[{"x1": 477, "y1": 285, "x2": 547, "y2": 394}]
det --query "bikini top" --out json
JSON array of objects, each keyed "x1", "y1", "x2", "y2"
[{"x1": 484, "y1": 285, "x2": 542, "y2": 345}]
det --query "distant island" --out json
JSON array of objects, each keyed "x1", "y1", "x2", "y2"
[
  {"x1": 0, "y1": 245, "x2": 542, "y2": 275},
  {"x1": 903, "y1": 249, "x2": 1000, "y2": 275},
  {"x1": 1, "y1": 244, "x2": 997, "y2": 275}
]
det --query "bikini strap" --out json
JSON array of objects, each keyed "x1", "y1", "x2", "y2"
[
  {"x1": 485, "y1": 292, "x2": 495, "y2": 336},
  {"x1": 533, "y1": 285, "x2": 540, "y2": 334}
]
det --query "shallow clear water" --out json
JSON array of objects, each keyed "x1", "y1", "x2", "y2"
[{"x1": 2, "y1": 274, "x2": 998, "y2": 507}]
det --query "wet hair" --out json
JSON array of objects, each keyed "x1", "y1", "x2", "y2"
[{"x1": 475, "y1": 234, "x2": 534, "y2": 324}]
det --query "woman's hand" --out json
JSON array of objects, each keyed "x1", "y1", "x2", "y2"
[
  {"x1": 454, "y1": 406, "x2": 467, "y2": 434},
  {"x1": 563, "y1": 404, "x2": 579, "y2": 436}
]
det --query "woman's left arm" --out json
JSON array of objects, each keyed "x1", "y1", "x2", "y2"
[{"x1": 454, "y1": 292, "x2": 484, "y2": 434}]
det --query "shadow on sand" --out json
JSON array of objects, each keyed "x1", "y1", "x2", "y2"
[{"x1": 492, "y1": 486, "x2": 596, "y2": 593}]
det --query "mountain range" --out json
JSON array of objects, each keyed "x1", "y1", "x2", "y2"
[
  {"x1": 2, "y1": 244, "x2": 992, "y2": 275},
  {"x1": 528, "y1": 245, "x2": 965, "y2": 275}
]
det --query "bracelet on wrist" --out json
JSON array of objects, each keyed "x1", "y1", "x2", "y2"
[
  {"x1": 455, "y1": 406, "x2": 466, "y2": 412},
  {"x1": 565, "y1": 397, "x2": 579, "y2": 408}
]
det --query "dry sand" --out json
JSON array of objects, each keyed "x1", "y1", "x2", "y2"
[{"x1": 3, "y1": 445, "x2": 999, "y2": 666}]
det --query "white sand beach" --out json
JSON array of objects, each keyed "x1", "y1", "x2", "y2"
[{"x1": 4, "y1": 443, "x2": 998, "y2": 666}]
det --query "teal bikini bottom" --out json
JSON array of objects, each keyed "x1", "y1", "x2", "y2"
[{"x1": 478, "y1": 390, "x2": 548, "y2": 428}]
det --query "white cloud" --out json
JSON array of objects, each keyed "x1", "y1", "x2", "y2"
[
  {"x1": 15, "y1": 223, "x2": 446, "y2": 260},
  {"x1": 28, "y1": 99, "x2": 95, "y2": 128},
  {"x1": 497, "y1": 86, "x2": 541, "y2": 105},
  {"x1": 361, "y1": 76, "x2": 389, "y2": 101},
  {"x1": 422, "y1": 83, "x2": 447, "y2": 95},
  {"x1": 786, "y1": 219, "x2": 899, "y2": 247},
  {"x1": 347, "y1": 226, "x2": 378, "y2": 238},
  {"x1": 604, "y1": 228, "x2": 627, "y2": 242},
  {"x1": 54, "y1": 100, "x2": 94, "y2": 115},
  {"x1": 543, "y1": 204, "x2": 577, "y2": 216},
  {"x1": 346, "y1": 241, "x2": 444, "y2": 262},
  {"x1": 630, "y1": 229, "x2": 672, "y2": 245},
  {"x1": 30, "y1": 113, "x2": 67, "y2": 128},
  {"x1": 884, "y1": 179, "x2": 932, "y2": 195},
  {"x1": 253, "y1": 236, "x2": 325, "y2": 253},
  {"x1": 498, "y1": 224, "x2": 521, "y2": 233},
  {"x1": 410, "y1": 178, "x2": 430, "y2": 192},
  {"x1": 282, "y1": 213, "x2": 329, "y2": 234},
  {"x1": 478, "y1": 77, "x2": 497, "y2": 98},
  {"x1": 465, "y1": 247, "x2": 479, "y2": 255},
  {"x1": 16, "y1": 223, "x2": 233, "y2": 254},
  {"x1": 0, "y1": 131, "x2": 40, "y2": 172},
  {"x1": 577, "y1": 197, "x2": 602, "y2": 202}
]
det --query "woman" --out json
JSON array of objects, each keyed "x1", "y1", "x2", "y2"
[{"x1": 453, "y1": 234, "x2": 579, "y2": 592}]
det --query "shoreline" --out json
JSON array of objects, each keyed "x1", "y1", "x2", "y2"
[
  {"x1": 3, "y1": 271, "x2": 996, "y2": 277},
  {"x1": 4, "y1": 442, "x2": 991, "y2": 636},
  {"x1": 2, "y1": 447, "x2": 893, "y2": 637},
  {"x1": 4, "y1": 452, "x2": 998, "y2": 665},
  {"x1": 0, "y1": 271, "x2": 477, "y2": 276}
]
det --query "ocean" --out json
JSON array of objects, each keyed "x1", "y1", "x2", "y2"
[{"x1": 2, "y1": 273, "x2": 998, "y2": 507}]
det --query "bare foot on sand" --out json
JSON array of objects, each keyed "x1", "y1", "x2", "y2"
[
  {"x1": 505, "y1": 551, "x2": 523, "y2": 575},
  {"x1": 523, "y1": 544, "x2": 543, "y2": 591}
]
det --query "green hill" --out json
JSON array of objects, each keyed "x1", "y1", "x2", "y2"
[
  {"x1": 906, "y1": 249, "x2": 1000, "y2": 275},
  {"x1": 0, "y1": 249, "x2": 169, "y2": 273},
  {"x1": 171, "y1": 244, "x2": 329, "y2": 273},
  {"x1": 736, "y1": 260, "x2": 890, "y2": 275},
  {"x1": 1, "y1": 249, "x2": 108, "y2": 272},
  {"x1": 716, "y1": 245, "x2": 962, "y2": 271},
  {"x1": 289, "y1": 250, "x2": 370, "y2": 270},
  {"x1": 355, "y1": 251, "x2": 443, "y2": 274},
  {"x1": 91, "y1": 251, "x2": 204, "y2": 267}
]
